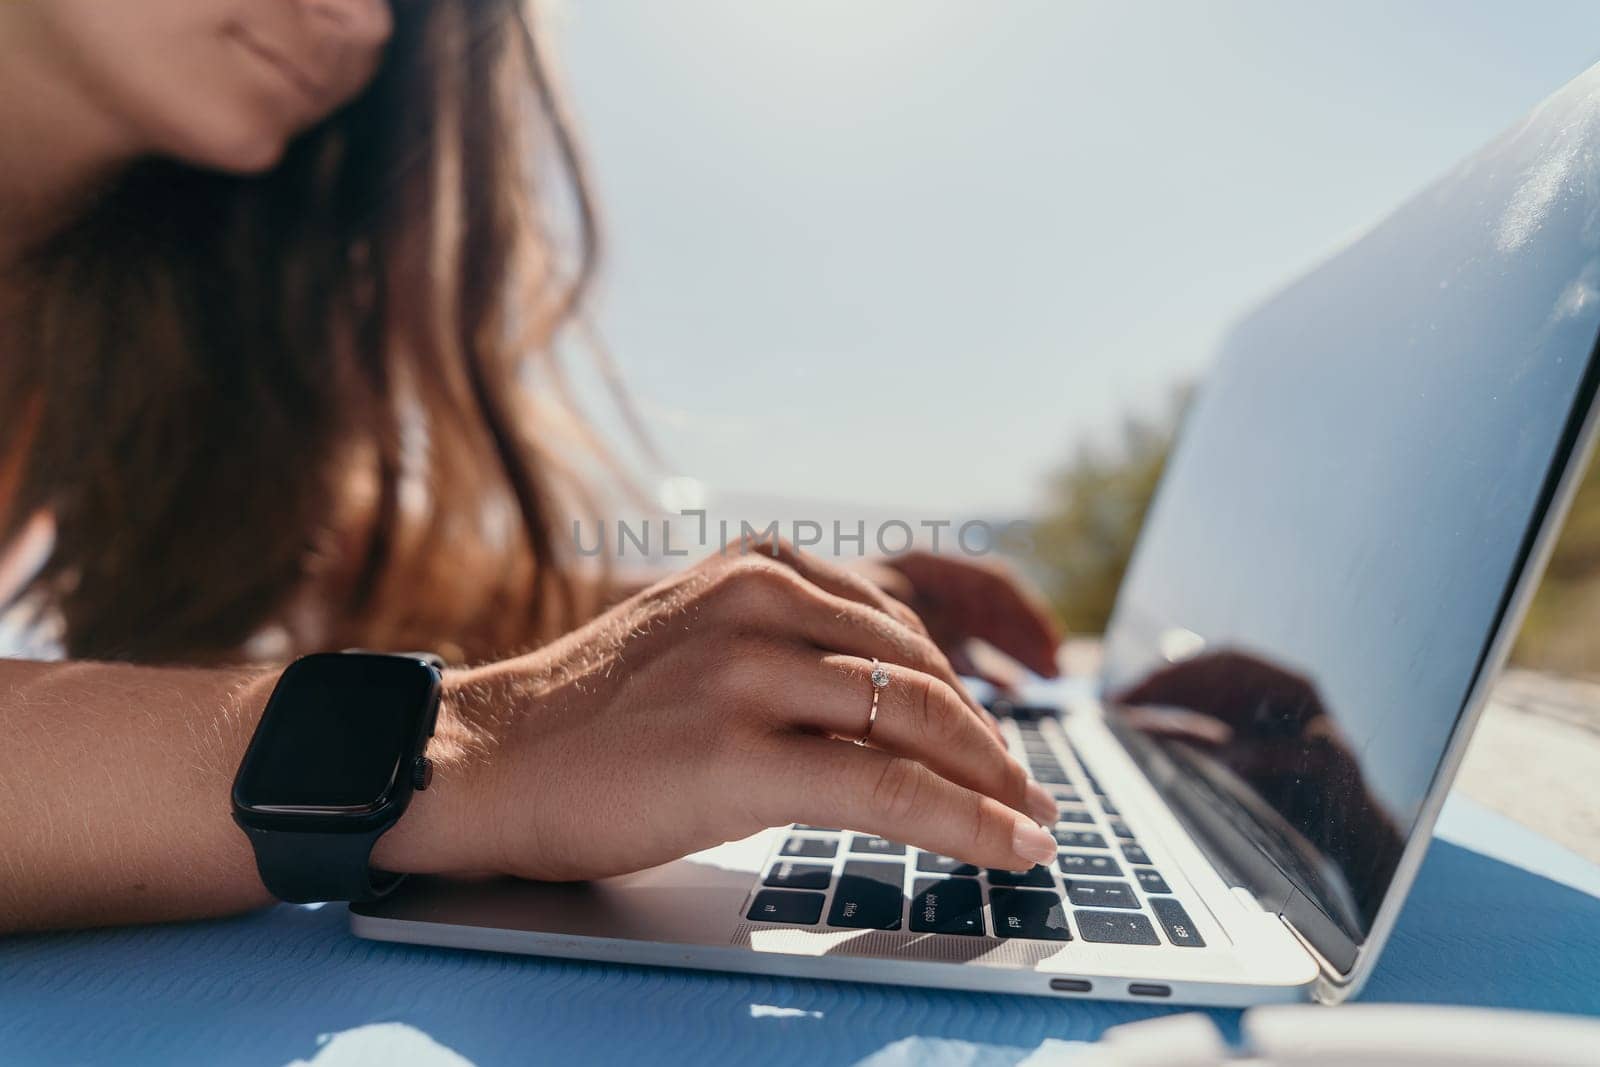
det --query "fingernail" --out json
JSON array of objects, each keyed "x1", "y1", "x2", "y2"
[
  {"x1": 1011, "y1": 816, "x2": 1057, "y2": 868},
  {"x1": 1026, "y1": 781, "x2": 1059, "y2": 826}
]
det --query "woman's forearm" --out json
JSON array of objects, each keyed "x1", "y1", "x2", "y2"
[{"x1": 0, "y1": 659, "x2": 280, "y2": 932}]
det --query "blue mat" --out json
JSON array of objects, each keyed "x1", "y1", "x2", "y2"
[{"x1": 2, "y1": 797, "x2": 1596, "y2": 1066}]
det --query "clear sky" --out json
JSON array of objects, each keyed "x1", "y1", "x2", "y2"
[{"x1": 552, "y1": 1, "x2": 1600, "y2": 515}]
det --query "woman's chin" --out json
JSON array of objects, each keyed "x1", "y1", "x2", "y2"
[
  {"x1": 203, "y1": 131, "x2": 291, "y2": 176},
  {"x1": 157, "y1": 121, "x2": 294, "y2": 176}
]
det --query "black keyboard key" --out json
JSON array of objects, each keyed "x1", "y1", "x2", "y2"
[
  {"x1": 1099, "y1": 800, "x2": 1120, "y2": 816},
  {"x1": 1064, "y1": 879, "x2": 1139, "y2": 909},
  {"x1": 1058, "y1": 852, "x2": 1122, "y2": 877},
  {"x1": 1076, "y1": 910, "x2": 1160, "y2": 945},
  {"x1": 747, "y1": 889, "x2": 825, "y2": 925},
  {"x1": 910, "y1": 878, "x2": 984, "y2": 935},
  {"x1": 1121, "y1": 845, "x2": 1152, "y2": 865},
  {"x1": 1048, "y1": 786, "x2": 1082, "y2": 802},
  {"x1": 1134, "y1": 868, "x2": 1170, "y2": 894},
  {"x1": 840, "y1": 859, "x2": 904, "y2": 883},
  {"x1": 1033, "y1": 766, "x2": 1070, "y2": 786},
  {"x1": 989, "y1": 700, "x2": 1052, "y2": 721},
  {"x1": 1013, "y1": 703, "x2": 1058, "y2": 720},
  {"x1": 987, "y1": 865, "x2": 1054, "y2": 888},
  {"x1": 763, "y1": 862, "x2": 832, "y2": 890},
  {"x1": 1107, "y1": 820, "x2": 1136, "y2": 840},
  {"x1": 990, "y1": 888, "x2": 1071, "y2": 941},
  {"x1": 916, "y1": 853, "x2": 979, "y2": 876},
  {"x1": 781, "y1": 836, "x2": 838, "y2": 859},
  {"x1": 794, "y1": 825, "x2": 840, "y2": 832},
  {"x1": 1056, "y1": 810, "x2": 1095, "y2": 825},
  {"x1": 1053, "y1": 829, "x2": 1108, "y2": 849},
  {"x1": 850, "y1": 835, "x2": 906, "y2": 856},
  {"x1": 828, "y1": 861, "x2": 905, "y2": 930},
  {"x1": 1151, "y1": 897, "x2": 1205, "y2": 947}
]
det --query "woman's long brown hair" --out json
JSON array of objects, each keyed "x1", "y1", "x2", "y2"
[{"x1": 0, "y1": 0, "x2": 601, "y2": 664}]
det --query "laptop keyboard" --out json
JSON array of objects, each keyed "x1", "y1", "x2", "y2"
[{"x1": 744, "y1": 704, "x2": 1206, "y2": 949}]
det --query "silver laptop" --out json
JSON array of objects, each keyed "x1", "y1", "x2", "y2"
[{"x1": 353, "y1": 63, "x2": 1600, "y2": 1007}]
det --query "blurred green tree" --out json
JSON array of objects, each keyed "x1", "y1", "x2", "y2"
[
  {"x1": 1514, "y1": 446, "x2": 1600, "y2": 677},
  {"x1": 1029, "y1": 390, "x2": 1185, "y2": 635}
]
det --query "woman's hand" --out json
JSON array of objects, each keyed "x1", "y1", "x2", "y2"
[
  {"x1": 375, "y1": 540, "x2": 1062, "y2": 883},
  {"x1": 860, "y1": 551, "x2": 1062, "y2": 693}
]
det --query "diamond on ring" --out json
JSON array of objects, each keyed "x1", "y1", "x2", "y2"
[{"x1": 870, "y1": 664, "x2": 890, "y2": 689}]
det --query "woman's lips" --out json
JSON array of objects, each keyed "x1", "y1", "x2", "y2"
[{"x1": 225, "y1": 22, "x2": 326, "y2": 107}]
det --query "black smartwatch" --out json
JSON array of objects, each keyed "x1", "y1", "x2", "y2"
[{"x1": 231, "y1": 651, "x2": 442, "y2": 904}]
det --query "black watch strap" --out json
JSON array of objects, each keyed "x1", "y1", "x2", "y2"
[{"x1": 243, "y1": 825, "x2": 406, "y2": 904}]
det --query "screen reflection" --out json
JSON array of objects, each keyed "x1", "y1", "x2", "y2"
[{"x1": 1101, "y1": 64, "x2": 1600, "y2": 943}]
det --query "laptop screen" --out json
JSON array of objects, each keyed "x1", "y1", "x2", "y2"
[{"x1": 1100, "y1": 65, "x2": 1600, "y2": 960}]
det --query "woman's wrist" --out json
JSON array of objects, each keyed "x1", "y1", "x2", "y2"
[{"x1": 368, "y1": 667, "x2": 502, "y2": 878}]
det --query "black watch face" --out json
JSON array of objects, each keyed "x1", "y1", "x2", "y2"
[{"x1": 234, "y1": 653, "x2": 439, "y2": 815}]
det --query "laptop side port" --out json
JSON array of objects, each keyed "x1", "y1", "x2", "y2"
[
  {"x1": 1049, "y1": 978, "x2": 1093, "y2": 993},
  {"x1": 1128, "y1": 983, "x2": 1172, "y2": 997}
]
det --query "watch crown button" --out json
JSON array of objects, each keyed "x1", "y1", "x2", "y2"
[{"x1": 411, "y1": 755, "x2": 433, "y2": 792}]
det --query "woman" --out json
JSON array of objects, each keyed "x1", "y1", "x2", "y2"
[{"x1": 0, "y1": 0, "x2": 1064, "y2": 933}]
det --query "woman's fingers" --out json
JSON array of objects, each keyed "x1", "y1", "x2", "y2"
[
  {"x1": 764, "y1": 734, "x2": 1059, "y2": 872},
  {"x1": 788, "y1": 582, "x2": 1008, "y2": 741},
  {"x1": 966, "y1": 572, "x2": 1062, "y2": 678},
  {"x1": 707, "y1": 555, "x2": 1001, "y2": 737},
  {"x1": 790, "y1": 652, "x2": 1057, "y2": 827},
  {"x1": 736, "y1": 535, "x2": 929, "y2": 637},
  {"x1": 886, "y1": 553, "x2": 1063, "y2": 678},
  {"x1": 944, "y1": 640, "x2": 1029, "y2": 697}
]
